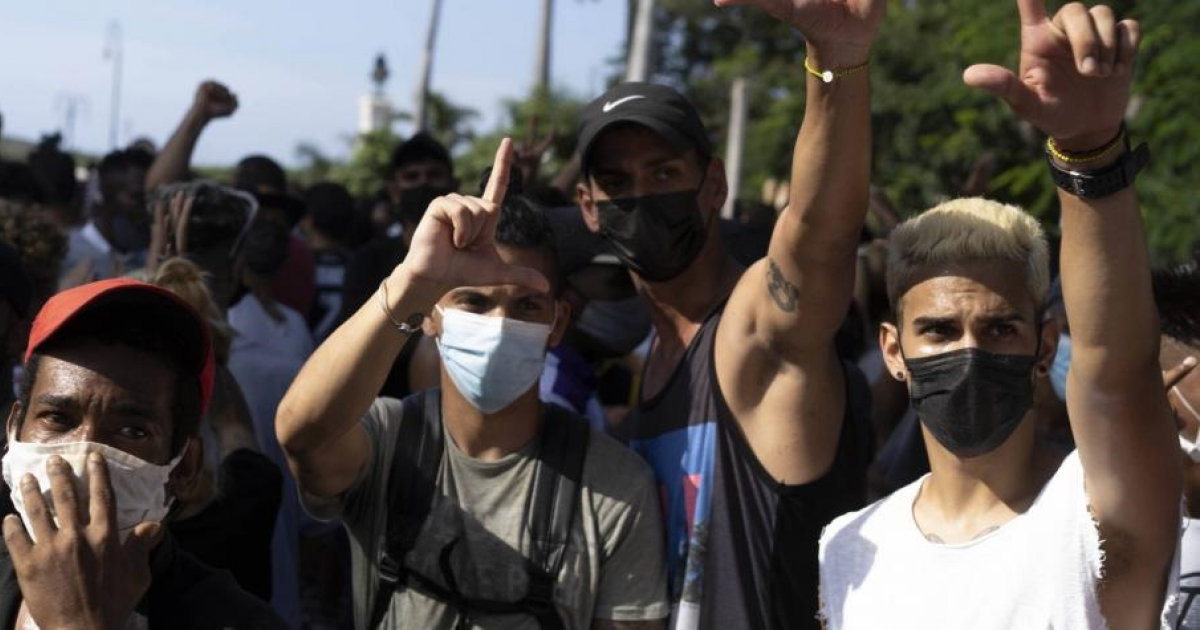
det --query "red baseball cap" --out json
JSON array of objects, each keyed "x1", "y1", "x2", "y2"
[{"x1": 25, "y1": 278, "x2": 216, "y2": 415}]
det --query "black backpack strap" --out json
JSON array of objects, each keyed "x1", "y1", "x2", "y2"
[
  {"x1": 518, "y1": 404, "x2": 591, "y2": 629},
  {"x1": 370, "y1": 388, "x2": 444, "y2": 630}
]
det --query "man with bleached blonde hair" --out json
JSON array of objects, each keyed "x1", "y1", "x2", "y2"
[{"x1": 818, "y1": 0, "x2": 1183, "y2": 628}]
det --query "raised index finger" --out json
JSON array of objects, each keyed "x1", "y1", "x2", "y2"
[
  {"x1": 1016, "y1": 0, "x2": 1049, "y2": 26},
  {"x1": 482, "y1": 137, "x2": 514, "y2": 205}
]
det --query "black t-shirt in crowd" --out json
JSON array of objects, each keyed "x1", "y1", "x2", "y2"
[
  {"x1": 169, "y1": 448, "x2": 283, "y2": 602},
  {"x1": 309, "y1": 248, "x2": 350, "y2": 342},
  {"x1": 626, "y1": 305, "x2": 871, "y2": 629},
  {"x1": 340, "y1": 235, "x2": 421, "y2": 399},
  {"x1": 0, "y1": 527, "x2": 286, "y2": 629}
]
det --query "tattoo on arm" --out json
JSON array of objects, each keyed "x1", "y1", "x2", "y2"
[{"x1": 767, "y1": 258, "x2": 799, "y2": 313}]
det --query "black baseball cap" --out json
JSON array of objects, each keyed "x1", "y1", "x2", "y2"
[{"x1": 577, "y1": 82, "x2": 712, "y2": 174}]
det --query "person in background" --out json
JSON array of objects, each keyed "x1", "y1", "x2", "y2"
[
  {"x1": 145, "y1": 80, "x2": 317, "y2": 315},
  {"x1": 145, "y1": 181, "x2": 255, "y2": 312},
  {"x1": 339, "y1": 133, "x2": 459, "y2": 401},
  {"x1": 302, "y1": 182, "x2": 355, "y2": 342},
  {"x1": 227, "y1": 219, "x2": 315, "y2": 626},
  {"x1": 232, "y1": 154, "x2": 318, "y2": 317},
  {"x1": 819, "y1": 2, "x2": 1182, "y2": 626},
  {"x1": 1, "y1": 278, "x2": 286, "y2": 628},
  {"x1": 1153, "y1": 264, "x2": 1200, "y2": 628},
  {"x1": 0, "y1": 243, "x2": 31, "y2": 420},
  {"x1": 26, "y1": 134, "x2": 81, "y2": 232},
  {"x1": 60, "y1": 148, "x2": 153, "y2": 286},
  {"x1": 147, "y1": 257, "x2": 284, "y2": 607}
]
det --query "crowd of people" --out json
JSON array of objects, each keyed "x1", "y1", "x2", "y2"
[{"x1": 0, "y1": 0, "x2": 1196, "y2": 627}]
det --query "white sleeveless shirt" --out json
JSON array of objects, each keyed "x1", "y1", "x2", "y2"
[{"x1": 819, "y1": 451, "x2": 1111, "y2": 629}]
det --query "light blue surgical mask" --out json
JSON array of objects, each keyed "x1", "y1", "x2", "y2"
[
  {"x1": 435, "y1": 306, "x2": 555, "y2": 414},
  {"x1": 1049, "y1": 333, "x2": 1072, "y2": 402}
]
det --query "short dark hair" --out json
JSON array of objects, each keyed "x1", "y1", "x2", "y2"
[
  {"x1": 1154, "y1": 265, "x2": 1200, "y2": 346},
  {"x1": 495, "y1": 195, "x2": 560, "y2": 294},
  {"x1": 98, "y1": 148, "x2": 152, "y2": 188},
  {"x1": 234, "y1": 155, "x2": 287, "y2": 193},
  {"x1": 28, "y1": 134, "x2": 77, "y2": 207},
  {"x1": 304, "y1": 182, "x2": 354, "y2": 242},
  {"x1": 389, "y1": 132, "x2": 453, "y2": 177},
  {"x1": 18, "y1": 306, "x2": 202, "y2": 457}
]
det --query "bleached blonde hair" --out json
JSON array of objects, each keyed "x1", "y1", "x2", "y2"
[{"x1": 886, "y1": 197, "x2": 1050, "y2": 314}]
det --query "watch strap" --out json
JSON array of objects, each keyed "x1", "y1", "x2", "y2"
[{"x1": 1047, "y1": 140, "x2": 1150, "y2": 199}]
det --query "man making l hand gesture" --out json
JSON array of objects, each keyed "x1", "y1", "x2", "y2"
[
  {"x1": 277, "y1": 140, "x2": 669, "y2": 629},
  {"x1": 820, "y1": 1, "x2": 1181, "y2": 628}
]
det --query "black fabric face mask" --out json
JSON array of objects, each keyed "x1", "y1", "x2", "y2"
[
  {"x1": 397, "y1": 184, "x2": 451, "y2": 226},
  {"x1": 905, "y1": 347, "x2": 1037, "y2": 458},
  {"x1": 594, "y1": 178, "x2": 710, "y2": 283}
]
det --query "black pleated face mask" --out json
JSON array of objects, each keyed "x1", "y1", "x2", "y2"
[
  {"x1": 594, "y1": 174, "x2": 710, "y2": 283},
  {"x1": 904, "y1": 347, "x2": 1038, "y2": 458}
]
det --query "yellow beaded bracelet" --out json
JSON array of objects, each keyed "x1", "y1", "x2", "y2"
[
  {"x1": 803, "y1": 56, "x2": 870, "y2": 83},
  {"x1": 1045, "y1": 128, "x2": 1126, "y2": 165}
]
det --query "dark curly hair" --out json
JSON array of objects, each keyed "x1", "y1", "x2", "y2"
[{"x1": 0, "y1": 199, "x2": 68, "y2": 303}]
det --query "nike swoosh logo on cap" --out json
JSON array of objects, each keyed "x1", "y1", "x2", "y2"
[{"x1": 602, "y1": 95, "x2": 646, "y2": 113}]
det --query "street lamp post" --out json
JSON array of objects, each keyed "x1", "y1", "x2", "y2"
[{"x1": 103, "y1": 21, "x2": 123, "y2": 150}]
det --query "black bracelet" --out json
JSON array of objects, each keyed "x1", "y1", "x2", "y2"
[{"x1": 1046, "y1": 138, "x2": 1150, "y2": 199}]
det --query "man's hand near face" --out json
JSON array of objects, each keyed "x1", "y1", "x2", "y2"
[{"x1": 3, "y1": 452, "x2": 161, "y2": 630}]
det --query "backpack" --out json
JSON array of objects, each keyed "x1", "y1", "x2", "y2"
[{"x1": 370, "y1": 388, "x2": 591, "y2": 630}]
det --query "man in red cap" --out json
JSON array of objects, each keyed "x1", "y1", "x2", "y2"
[{"x1": 0, "y1": 278, "x2": 284, "y2": 629}]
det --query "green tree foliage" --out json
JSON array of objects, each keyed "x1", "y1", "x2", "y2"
[
  {"x1": 456, "y1": 86, "x2": 587, "y2": 193},
  {"x1": 644, "y1": 0, "x2": 1199, "y2": 263}
]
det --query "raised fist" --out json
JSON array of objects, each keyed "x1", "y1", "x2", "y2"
[{"x1": 192, "y1": 80, "x2": 238, "y2": 122}]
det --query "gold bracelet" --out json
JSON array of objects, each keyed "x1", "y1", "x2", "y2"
[
  {"x1": 1045, "y1": 127, "x2": 1126, "y2": 164},
  {"x1": 803, "y1": 56, "x2": 870, "y2": 83}
]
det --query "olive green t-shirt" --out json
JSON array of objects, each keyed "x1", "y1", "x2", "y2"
[{"x1": 303, "y1": 397, "x2": 670, "y2": 629}]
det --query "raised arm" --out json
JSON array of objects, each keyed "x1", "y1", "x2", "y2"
[
  {"x1": 713, "y1": 0, "x2": 883, "y2": 483},
  {"x1": 966, "y1": 1, "x2": 1178, "y2": 623},
  {"x1": 145, "y1": 81, "x2": 238, "y2": 191},
  {"x1": 275, "y1": 139, "x2": 548, "y2": 498}
]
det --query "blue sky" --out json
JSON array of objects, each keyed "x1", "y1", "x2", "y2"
[{"x1": 0, "y1": 0, "x2": 627, "y2": 167}]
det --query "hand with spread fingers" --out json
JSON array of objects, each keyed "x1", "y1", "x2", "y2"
[
  {"x1": 399, "y1": 138, "x2": 549, "y2": 295},
  {"x1": 3, "y1": 452, "x2": 160, "y2": 630},
  {"x1": 964, "y1": 0, "x2": 1139, "y2": 151},
  {"x1": 713, "y1": 0, "x2": 885, "y2": 67}
]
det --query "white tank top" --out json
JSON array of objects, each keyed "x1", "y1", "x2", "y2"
[{"x1": 819, "y1": 451, "x2": 1111, "y2": 629}]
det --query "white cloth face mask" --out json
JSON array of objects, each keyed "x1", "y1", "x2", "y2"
[
  {"x1": 2, "y1": 437, "x2": 182, "y2": 542},
  {"x1": 435, "y1": 305, "x2": 555, "y2": 415},
  {"x1": 1172, "y1": 386, "x2": 1200, "y2": 463}
]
